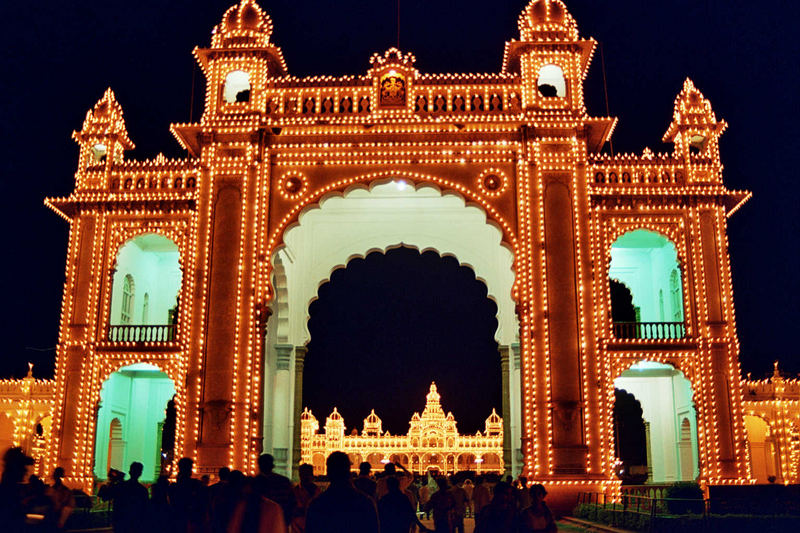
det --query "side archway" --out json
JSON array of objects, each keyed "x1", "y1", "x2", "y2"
[{"x1": 93, "y1": 363, "x2": 176, "y2": 483}]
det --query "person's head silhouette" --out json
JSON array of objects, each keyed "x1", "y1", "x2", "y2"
[
  {"x1": 383, "y1": 462, "x2": 396, "y2": 476},
  {"x1": 218, "y1": 466, "x2": 230, "y2": 482},
  {"x1": 257, "y1": 453, "x2": 275, "y2": 475},
  {"x1": 129, "y1": 462, "x2": 144, "y2": 482},
  {"x1": 359, "y1": 461, "x2": 371, "y2": 476},
  {"x1": 177, "y1": 457, "x2": 193, "y2": 479},
  {"x1": 326, "y1": 451, "x2": 351, "y2": 483},
  {"x1": 53, "y1": 466, "x2": 65, "y2": 484},
  {"x1": 386, "y1": 476, "x2": 401, "y2": 493},
  {"x1": 298, "y1": 463, "x2": 314, "y2": 484}
]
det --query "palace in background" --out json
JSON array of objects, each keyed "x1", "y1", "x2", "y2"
[
  {"x1": 300, "y1": 383, "x2": 504, "y2": 476},
  {"x1": 2, "y1": 0, "x2": 794, "y2": 504}
]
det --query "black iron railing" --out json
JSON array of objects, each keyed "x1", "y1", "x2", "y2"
[
  {"x1": 613, "y1": 322, "x2": 686, "y2": 340},
  {"x1": 107, "y1": 324, "x2": 176, "y2": 342}
]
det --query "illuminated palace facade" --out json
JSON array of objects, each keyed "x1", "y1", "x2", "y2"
[
  {"x1": 300, "y1": 383, "x2": 504, "y2": 476},
  {"x1": 34, "y1": 0, "x2": 760, "y2": 498}
]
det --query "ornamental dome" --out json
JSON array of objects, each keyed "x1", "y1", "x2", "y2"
[
  {"x1": 212, "y1": 0, "x2": 273, "y2": 48},
  {"x1": 519, "y1": 0, "x2": 579, "y2": 41}
]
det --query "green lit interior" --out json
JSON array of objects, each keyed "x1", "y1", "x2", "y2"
[
  {"x1": 610, "y1": 229, "x2": 684, "y2": 323},
  {"x1": 93, "y1": 363, "x2": 176, "y2": 483},
  {"x1": 110, "y1": 233, "x2": 181, "y2": 326}
]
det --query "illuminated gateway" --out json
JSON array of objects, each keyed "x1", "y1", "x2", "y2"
[
  {"x1": 300, "y1": 383, "x2": 504, "y2": 475},
  {"x1": 27, "y1": 0, "x2": 769, "y2": 500}
]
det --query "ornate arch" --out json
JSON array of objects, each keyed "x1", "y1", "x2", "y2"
[{"x1": 263, "y1": 171, "x2": 519, "y2": 303}]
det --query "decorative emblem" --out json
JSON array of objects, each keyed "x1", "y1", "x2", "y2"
[
  {"x1": 380, "y1": 71, "x2": 406, "y2": 107},
  {"x1": 278, "y1": 171, "x2": 308, "y2": 200},
  {"x1": 478, "y1": 169, "x2": 509, "y2": 197}
]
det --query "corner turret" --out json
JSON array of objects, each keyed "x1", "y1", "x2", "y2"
[{"x1": 72, "y1": 88, "x2": 133, "y2": 187}]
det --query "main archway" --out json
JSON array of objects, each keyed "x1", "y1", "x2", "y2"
[{"x1": 263, "y1": 180, "x2": 519, "y2": 476}]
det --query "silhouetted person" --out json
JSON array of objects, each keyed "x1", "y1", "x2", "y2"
[
  {"x1": 149, "y1": 475, "x2": 171, "y2": 533},
  {"x1": 461, "y1": 479, "x2": 474, "y2": 517},
  {"x1": 448, "y1": 476, "x2": 467, "y2": 533},
  {"x1": 24, "y1": 474, "x2": 57, "y2": 532},
  {"x1": 471, "y1": 476, "x2": 490, "y2": 517},
  {"x1": 378, "y1": 476, "x2": 429, "y2": 533},
  {"x1": 424, "y1": 476, "x2": 454, "y2": 533},
  {"x1": 0, "y1": 447, "x2": 33, "y2": 533},
  {"x1": 168, "y1": 457, "x2": 207, "y2": 533},
  {"x1": 254, "y1": 454, "x2": 295, "y2": 526},
  {"x1": 353, "y1": 462, "x2": 376, "y2": 501},
  {"x1": 47, "y1": 467, "x2": 74, "y2": 529},
  {"x1": 518, "y1": 484, "x2": 556, "y2": 533},
  {"x1": 227, "y1": 476, "x2": 286, "y2": 533},
  {"x1": 209, "y1": 467, "x2": 232, "y2": 533},
  {"x1": 305, "y1": 452, "x2": 379, "y2": 533},
  {"x1": 514, "y1": 477, "x2": 531, "y2": 511},
  {"x1": 292, "y1": 464, "x2": 319, "y2": 533},
  {"x1": 112, "y1": 462, "x2": 149, "y2": 533},
  {"x1": 474, "y1": 482, "x2": 517, "y2": 533}
]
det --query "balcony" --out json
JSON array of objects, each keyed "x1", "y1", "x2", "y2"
[
  {"x1": 106, "y1": 325, "x2": 176, "y2": 343},
  {"x1": 613, "y1": 322, "x2": 686, "y2": 340}
]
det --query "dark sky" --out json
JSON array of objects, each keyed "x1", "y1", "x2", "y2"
[{"x1": 1, "y1": 1, "x2": 798, "y2": 412}]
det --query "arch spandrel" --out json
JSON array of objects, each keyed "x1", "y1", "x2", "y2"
[{"x1": 267, "y1": 181, "x2": 518, "y2": 346}]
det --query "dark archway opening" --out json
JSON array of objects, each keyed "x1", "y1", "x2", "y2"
[
  {"x1": 304, "y1": 247, "x2": 502, "y2": 435},
  {"x1": 610, "y1": 279, "x2": 637, "y2": 323},
  {"x1": 613, "y1": 388, "x2": 649, "y2": 484}
]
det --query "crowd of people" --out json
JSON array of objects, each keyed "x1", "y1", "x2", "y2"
[{"x1": 0, "y1": 446, "x2": 556, "y2": 533}]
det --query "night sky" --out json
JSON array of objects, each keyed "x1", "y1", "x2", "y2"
[{"x1": 1, "y1": 1, "x2": 798, "y2": 431}]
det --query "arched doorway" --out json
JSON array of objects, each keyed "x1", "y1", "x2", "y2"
[
  {"x1": 613, "y1": 389, "x2": 648, "y2": 483},
  {"x1": 614, "y1": 361, "x2": 699, "y2": 483},
  {"x1": 744, "y1": 415, "x2": 779, "y2": 483},
  {"x1": 263, "y1": 181, "x2": 519, "y2": 477},
  {"x1": 93, "y1": 363, "x2": 176, "y2": 483}
]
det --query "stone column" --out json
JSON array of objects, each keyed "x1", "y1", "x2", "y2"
[
  {"x1": 272, "y1": 344, "x2": 293, "y2": 475},
  {"x1": 291, "y1": 346, "x2": 307, "y2": 480},
  {"x1": 500, "y1": 346, "x2": 513, "y2": 477}
]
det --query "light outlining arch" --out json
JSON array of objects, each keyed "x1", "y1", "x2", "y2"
[
  {"x1": 607, "y1": 357, "x2": 706, "y2": 481},
  {"x1": 102, "y1": 226, "x2": 189, "y2": 340},
  {"x1": 604, "y1": 224, "x2": 691, "y2": 335},
  {"x1": 263, "y1": 170, "x2": 519, "y2": 302},
  {"x1": 87, "y1": 359, "x2": 184, "y2": 480}
]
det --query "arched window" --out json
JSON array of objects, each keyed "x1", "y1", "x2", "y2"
[
  {"x1": 610, "y1": 230, "x2": 684, "y2": 339},
  {"x1": 223, "y1": 70, "x2": 251, "y2": 103},
  {"x1": 110, "y1": 234, "x2": 182, "y2": 341},
  {"x1": 121, "y1": 274, "x2": 134, "y2": 324},
  {"x1": 537, "y1": 64, "x2": 566, "y2": 98}
]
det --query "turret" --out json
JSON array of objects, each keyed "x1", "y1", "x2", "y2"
[
  {"x1": 363, "y1": 409, "x2": 383, "y2": 436},
  {"x1": 502, "y1": 0, "x2": 596, "y2": 112},
  {"x1": 72, "y1": 88, "x2": 133, "y2": 187},
  {"x1": 194, "y1": 0, "x2": 287, "y2": 119},
  {"x1": 664, "y1": 78, "x2": 727, "y2": 183}
]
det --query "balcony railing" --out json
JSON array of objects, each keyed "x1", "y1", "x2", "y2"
[
  {"x1": 107, "y1": 324, "x2": 176, "y2": 343},
  {"x1": 612, "y1": 322, "x2": 686, "y2": 340}
]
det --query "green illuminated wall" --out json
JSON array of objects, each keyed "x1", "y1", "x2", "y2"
[{"x1": 93, "y1": 363, "x2": 176, "y2": 483}]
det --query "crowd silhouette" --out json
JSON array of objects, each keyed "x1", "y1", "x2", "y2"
[{"x1": 0, "y1": 446, "x2": 557, "y2": 533}]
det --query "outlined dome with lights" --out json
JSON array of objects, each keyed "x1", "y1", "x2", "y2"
[
  {"x1": 519, "y1": 0, "x2": 579, "y2": 40},
  {"x1": 663, "y1": 78, "x2": 726, "y2": 143},
  {"x1": 212, "y1": 0, "x2": 274, "y2": 48},
  {"x1": 73, "y1": 88, "x2": 134, "y2": 150}
]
